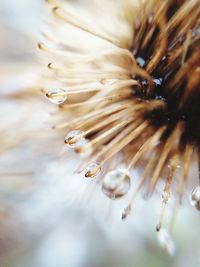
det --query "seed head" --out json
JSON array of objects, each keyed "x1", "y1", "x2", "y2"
[{"x1": 39, "y1": 0, "x2": 200, "y2": 252}]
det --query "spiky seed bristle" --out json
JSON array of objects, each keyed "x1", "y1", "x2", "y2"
[{"x1": 40, "y1": 0, "x2": 200, "y2": 236}]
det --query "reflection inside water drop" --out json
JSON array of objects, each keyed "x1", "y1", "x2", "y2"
[
  {"x1": 64, "y1": 130, "x2": 84, "y2": 148},
  {"x1": 102, "y1": 168, "x2": 131, "y2": 200},
  {"x1": 46, "y1": 88, "x2": 68, "y2": 104},
  {"x1": 84, "y1": 162, "x2": 101, "y2": 178}
]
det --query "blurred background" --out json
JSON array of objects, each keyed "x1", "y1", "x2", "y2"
[{"x1": 0, "y1": 1, "x2": 199, "y2": 267}]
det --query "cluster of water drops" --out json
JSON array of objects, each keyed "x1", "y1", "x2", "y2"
[
  {"x1": 65, "y1": 130, "x2": 131, "y2": 199},
  {"x1": 45, "y1": 88, "x2": 132, "y2": 199},
  {"x1": 65, "y1": 132, "x2": 132, "y2": 199},
  {"x1": 45, "y1": 88, "x2": 200, "y2": 256}
]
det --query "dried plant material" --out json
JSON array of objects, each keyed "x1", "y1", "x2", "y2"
[{"x1": 38, "y1": 0, "x2": 200, "y2": 253}]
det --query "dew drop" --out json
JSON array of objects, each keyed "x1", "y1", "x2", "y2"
[
  {"x1": 190, "y1": 186, "x2": 200, "y2": 211},
  {"x1": 64, "y1": 130, "x2": 84, "y2": 148},
  {"x1": 121, "y1": 204, "x2": 131, "y2": 220},
  {"x1": 157, "y1": 228, "x2": 176, "y2": 256},
  {"x1": 102, "y1": 168, "x2": 131, "y2": 200},
  {"x1": 136, "y1": 56, "x2": 145, "y2": 68},
  {"x1": 153, "y1": 77, "x2": 163, "y2": 87},
  {"x1": 84, "y1": 162, "x2": 101, "y2": 178},
  {"x1": 46, "y1": 88, "x2": 67, "y2": 104}
]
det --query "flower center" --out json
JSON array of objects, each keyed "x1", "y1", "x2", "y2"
[{"x1": 130, "y1": 0, "x2": 200, "y2": 147}]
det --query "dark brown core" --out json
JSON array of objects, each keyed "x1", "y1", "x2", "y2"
[{"x1": 131, "y1": 0, "x2": 200, "y2": 148}]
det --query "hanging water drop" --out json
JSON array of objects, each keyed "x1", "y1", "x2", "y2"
[
  {"x1": 157, "y1": 228, "x2": 176, "y2": 256},
  {"x1": 121, "y1": 204, "x2": 131, "y2": 220},
  {"x1": 84, "y1": 162, "x2": 101, "y2": 178},
  {"x1": 46, "y1": 88, "x2": 67, "y2": 104},
  {"x1": 102, "y1": 168, "x2": 131, "y2": 200},
  {"x1": 64, "y1": 130, "x2": 84, "y2": 148},
  {"x1": 190, "y1": 186, "x2": 200, "y2": 211}
]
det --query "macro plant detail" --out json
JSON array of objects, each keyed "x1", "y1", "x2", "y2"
[{"x1": 39, "y1": 0, "x2": 200, "y2": 254}]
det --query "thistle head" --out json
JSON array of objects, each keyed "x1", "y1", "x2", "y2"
[{"x1": 39, "y1": 0, "x2": 200, "y2": 254}]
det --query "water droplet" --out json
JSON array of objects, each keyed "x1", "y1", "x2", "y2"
[
  {"x1": 157, "y1": 228, "x2": 176, "y2": 256},
  {"x1": 153, "y1": 77, "x2": 163, "y2": 87},
  {"x1": 46, "y1": 88, "x2": 67, "y2": 104},
  {"x1": 136, "y1": 56, "x2": 145, "y2": 68},
  {"x1": 102, "y1": 168, "x2": 131, "y2": 200},
  {"x1": 190, "y1": 186, "x2": 200, "y2": 211},
  {"x1": 84, "y1": 162, "x2": 101, "y2": 178},
  {"x1": 74, "y1": 138, "x2": 93, "y2": 158},
  {"x1": 64, "y1": 130, "x2": 84, "y2": 148},
  {"x1": 121, "y1": 204, "x2": 131, "y2": 220}
]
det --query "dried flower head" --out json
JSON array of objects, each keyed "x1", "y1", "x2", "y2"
[{"x1": 39, "y1": 0, "x2": 200, "y2": 249}]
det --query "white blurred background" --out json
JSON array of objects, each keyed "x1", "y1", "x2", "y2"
[{"x1": 0, "y1": 1, "x2": 200, "y2": 267}]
